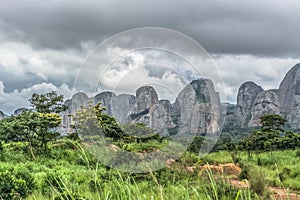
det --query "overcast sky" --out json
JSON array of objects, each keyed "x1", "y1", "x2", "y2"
[{"x1": 0, "y1": 0, "x2": 300, "y2": 114}]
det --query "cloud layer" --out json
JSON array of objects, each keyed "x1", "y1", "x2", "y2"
[{"x1": 0, "y1": 0, "x2": 299, "y2": 114}]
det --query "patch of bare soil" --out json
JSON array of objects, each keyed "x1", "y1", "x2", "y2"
[
  {"x1": 269, "y1": 187, "x2": 300, "y2": 200},
  {"x1": 180, "y1": 162, "x2": 300, "y2": 200}
]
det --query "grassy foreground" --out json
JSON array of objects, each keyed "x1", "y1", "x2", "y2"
[{"x1": 0, "y1": 139, "x2": 300, "y2": 199}]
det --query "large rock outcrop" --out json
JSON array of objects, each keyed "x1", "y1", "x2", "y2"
[
  {"x1": 173, "y1": 79, "x2": 222, "y2": 134},
  {"x1": 70, "y1": 92, "x2": 89, "y2": 112},
  {"x1": 62, "y1": 78, "x2": 223, "y2": 136},
  {"x1": 111, "y1": 94, "x2": 135, "y2": 124},
  {"x1": 129, "y1": 86, "x2": 159, "y2": 126},
  {"x1": 278, "y1": 63, "x2": 300, "y2": 129},
  {"x1": 150, "y1": 100, "x2": 174, "y2": 136},
  {"x1": 248, "y1": 90, "x2": 280, "y2": 127},
  {"x1": 236, "y1": 81, "x2": 263, "y2": 127},
  {"x1": 94, "y1": 92, "x2": 116, "y2": 115}
]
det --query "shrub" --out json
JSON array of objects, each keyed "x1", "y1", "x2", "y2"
[
  {"x1": 295, "y1": 149, "x2": 300, "y2": 157},
  {"x1": 249, "y1": 168, "x2": 269, "y2": 197},
  {"x1": 239, "y1": 165, "x2": 250, "y2": 180},
  {"x1": 0, "y1": 170, "x2": 29, "y2": 199}
]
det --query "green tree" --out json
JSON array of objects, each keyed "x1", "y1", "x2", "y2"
[
  {"x1": 29, "y1": 91, "x2": 67, "y2": 113},
  {"x1": 260, "y1": 114, "x2": 287, "y2": 132},
  {"x1": 75, "y1": 101, "x2": 125, "y2": 139},
  {"x1": 0, "y1": 91, "x2": 65, "y2": 157},
  {"x1": 240, "y1": 114, "x2": 300, "y2": 155}
]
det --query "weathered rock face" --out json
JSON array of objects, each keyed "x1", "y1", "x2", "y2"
[
  {"x1": 248, "y1": 90, "x2": 280, "y2": 127},
  {"x1": 111, "y1": 94, "x2": 135, "y2": 124},
  {"x1": 278, "y1": 63, "x2": 300, "y2": 115},
  {"x1": 94, "y1": 92, "x2": 116, "y2": 115},
  {"x1": 150, "y1": 100, "x2": 174, "y2": 136},
  {"x1": 129, "y1": 86, "x2": 159, "y2": 126},
  {"x1": 173, "y1": 79, "x2": 222, "y2": 134},
  {"x1": 221, "y1": 103, "x2": 239, "y2": 130},
  {"x1": 62, "y1": 99, "x2": 73, "y2": 127},
  {"x1": 278, "y1": 64, "x2": 300, "y2": 129},
  {"x1": 236, "y1": 81, "x2": 263, "y2": 127},
  {"x1": 70, "y1": 92, "x2": 89, "y2": 112},
  {"x1": 62, "y1": 79, "x2": 222, "y2": 135},
  {"x1": 134, "y1": 86, "x2": 158, "y2": 113}
]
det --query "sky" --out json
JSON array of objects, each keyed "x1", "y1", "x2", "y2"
[{"x1": 0, "y1": 0, "x2": 300, "y2": 114}]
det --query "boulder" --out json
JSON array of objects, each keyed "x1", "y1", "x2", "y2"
[{"x1": 129, "y1": 86, "x2": 159, "y2": 126}]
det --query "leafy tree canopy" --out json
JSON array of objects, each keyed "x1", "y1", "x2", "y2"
[{"x1": 29, "y1": 91, "x2": 67, "y2": 114}]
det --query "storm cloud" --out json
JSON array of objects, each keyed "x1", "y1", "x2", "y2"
[
  {"x1": 0, "y1": 0, "x2": 300, "y2": 113},
  {"x1": 0, "y1": 0, "x2": 299, "y2": 57}
]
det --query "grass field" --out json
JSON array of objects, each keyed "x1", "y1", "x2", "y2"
[{"x1": 0, "y1": 139, "x2": 300, "y2": 199}]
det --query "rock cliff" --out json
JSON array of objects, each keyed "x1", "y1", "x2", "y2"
[
  {"x1": 63, "y1": 78, "x2": 222, "y2": 136},
  {"x1": 236, "y1": 81, "x2": 263, "y2": 127}
]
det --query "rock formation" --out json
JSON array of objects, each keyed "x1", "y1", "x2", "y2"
[
  {"x1": 278, "y1": 63, "x2": 300, "y2": 129},
  {"x1": 111, "y1": 94, "x2": 135, "y2": 124},
  {"x1": 60, "y1": 63, "x2": 300, "y2": 134},
  {"x1": 236, "y1": 81, "x2": 263, "y2": 127},
  {"x1": 228, "y1": 63, "x2": 300, "y2": 129},
  {"x1": 172, "y1": 79, "x2": 222, "y2": 134},
  {"x1": 248, "y1": 90, "x2": 280, "y2": 127},
  {"x1": 62, "y1": 78, "x2": 223, "y2": 136}
]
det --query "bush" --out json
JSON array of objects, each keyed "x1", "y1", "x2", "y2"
[
  {"x1": 239, "y1": 165, "x2": 250, "y2": 180},
  {"x1": 295, "y1": 149, "x2": 300, "y2": 157},
  {"x1": 249, "y1": 168, "x2": 269, "y2": 197},
  {"x1": 0, "y1": 170, "x2": 29, "y2": 199}
]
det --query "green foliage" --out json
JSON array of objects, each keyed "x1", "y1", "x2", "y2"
[
  {"x1": 260, "y1": 114, "x2": 287, "y2": 132},
  {"x1": 240, "y1": 114, "x2": 300, "y2": 155},
  {"x1": 0, "y1": 167, "x2": 35, "y2": 200},
  {"x1": 122, "y1": 123, "x2": 160, "y2": 143},
  {"x1": 75, "y1": 101, "x2": 125, "y2": 139},
  {"x1": 187, "y1": 136, "x2": 205, "y2": 153},
  {"x1": 0, "y1": 91, "x2": 65, "y2": 156},
  {"x1": 249, "y1": 168, "x2": 269, "y2": 197},
  {"x1": 0, "y1": 111, "x2": 61, "y2": 156},
  {"x1": 239, "y1": 165, "x2": 250, "y2": 180},
  {"x1": 29, "y1": 91, "x2": 67, "y2": 114},
  {"x1": 296, "y1": 149, "x2": 300, "y2": 157}
]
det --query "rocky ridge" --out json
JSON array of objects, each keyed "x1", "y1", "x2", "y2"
[
  {"x1": 63, "y1": 78, "x2": 223, "y2": 136},
  {"x1": 225, "y1": 63, "x2": 300, "y2": 129},
  {"x1": 3, "y1": 63, "x2": 300, "y2": 133}
]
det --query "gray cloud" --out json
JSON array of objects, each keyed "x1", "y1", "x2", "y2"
[
  {"x1": 0, "y1": 0, "x2": 299, "y2": 57},
  {"x1": 0, "y1": 0, "x2": 300, "y2": 113}
]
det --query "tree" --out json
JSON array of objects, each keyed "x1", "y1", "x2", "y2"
[
  {"x1": 0, "y1": 91, "x2": 65, "y2": 157},
  {"x1": 260, "y1": 114, "x2": 287, "y2": 132},
  {"x1": 29, "y1": 91, "x2": 67, "y2": 113},
  {"x1": 240, "y1": 114, "x2": 300, "y2": 156},
  {"x1": 75, "y1": 101, "x2": 125, "y2": 139}
]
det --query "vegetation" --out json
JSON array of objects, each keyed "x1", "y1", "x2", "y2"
[{"x1": 0, "y1": 92, "x2": 299, "y2": 199}]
